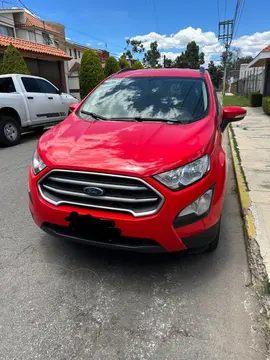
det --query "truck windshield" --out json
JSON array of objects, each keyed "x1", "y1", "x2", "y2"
[{"x1": 79, "y1": 76, "x2": 209, "y2": 124}]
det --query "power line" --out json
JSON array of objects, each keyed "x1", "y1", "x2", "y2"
[
  {"x1": 17, "y1": 0, "x2": 32, "y2": 13},
  {"x1": 233, "y1": 0, "x2": 245, "y2": 39},
  {"x1": 216, "y1": 0, "x2": 220, "y2": 21}
]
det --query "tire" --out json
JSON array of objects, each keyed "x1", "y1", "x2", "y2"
[
  {"x1": 206, "y1": 220, "x2": 221, "y2": 252},
  {"x1": 0, "y1": 115, "x2": 21, "y2": 146}
]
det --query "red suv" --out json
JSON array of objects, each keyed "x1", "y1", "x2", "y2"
[{"x1": 29, "y1": 68, "x2": 246, "y2": 253}]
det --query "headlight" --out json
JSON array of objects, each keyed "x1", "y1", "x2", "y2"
[
  {"x1": 32, "y1": 149, "x2": 46, "y2": 175},
  {"x1": 154, "y1": 155, "x2": 210, "y2": 190},
  {"x1": 173, "y1": 187, "x2": 214, "y2": 227}
]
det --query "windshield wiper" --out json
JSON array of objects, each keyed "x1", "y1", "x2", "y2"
[
  {"x1": 120, "y1": 117, "x2": 184, "y2": 124},
  {"x1": 80, "y1": 110, "x2": 108, "y2": 120}
]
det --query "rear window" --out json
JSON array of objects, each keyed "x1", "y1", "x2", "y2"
[
  {"x1": 80, "y1": 76, "x2": 209, "y2": 124},
  {"x1": 0, "y1": 77, "x2": 16, "y2": 93}
]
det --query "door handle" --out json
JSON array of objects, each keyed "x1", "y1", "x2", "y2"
[
  {"x1": 27, "y1": 96, "x2": 34, "y2": 99},
  {"x1": 48, "y1": 97, "x2": 53, "y2": 100}
]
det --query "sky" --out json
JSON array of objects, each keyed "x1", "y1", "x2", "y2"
[{"x1": 7, "y1": 0, "x2": 270, "y2": 65}]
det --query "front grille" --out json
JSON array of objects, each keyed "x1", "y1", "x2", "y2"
[{"x1": 38, "y1": 170, "x2": 164, "y2": 217}]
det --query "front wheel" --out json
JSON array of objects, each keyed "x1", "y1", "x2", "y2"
[{"x1": 0, "y1": 115, "x2": 21, "y2": 146}]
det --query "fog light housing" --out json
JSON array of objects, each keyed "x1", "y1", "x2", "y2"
[{"x1": 173, "y1": 186, "x2": 214, "y2": 228}]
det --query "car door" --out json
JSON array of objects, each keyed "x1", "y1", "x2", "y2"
[
  {"x1": 36, "y1": 79, "x2": 67, "y2": 122},
  {"x1": 21, "y1": 77, "x2": 50, "y2": 124}
]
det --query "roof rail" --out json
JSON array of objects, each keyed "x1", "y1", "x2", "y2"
[{"x1": 200, "y1": 66, "x2": 205, "y2": 75}]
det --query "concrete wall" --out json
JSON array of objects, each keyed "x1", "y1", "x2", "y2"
[
  {"x1": 239, "y1": 64, "x2": 249, "y2": 79},
  {"x1": 0, "y1": 12, "x2": 16, "y2": 36},
  {"x1": 0, "y1": 12, "x2": 14, "y2": 26},
  {"x1": 68, "y1": 75, "x2": 80, "y2": 101}
]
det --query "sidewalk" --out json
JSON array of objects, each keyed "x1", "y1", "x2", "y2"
[{"x1": 229, "y1": 107, "x2": 270, "y2": 283}]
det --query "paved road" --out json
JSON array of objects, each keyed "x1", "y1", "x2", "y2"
[{"x1": 0, "y1": 132, "x2": 267, "y2": 360}]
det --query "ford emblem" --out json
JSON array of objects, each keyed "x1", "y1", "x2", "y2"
[{"x1": 83, "y1": 187, "x2": 104, "y2": 196}]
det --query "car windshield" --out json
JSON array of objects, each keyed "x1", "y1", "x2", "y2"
[{"x1": 79, "y1": 76, "x2": 209, "y2": 124}]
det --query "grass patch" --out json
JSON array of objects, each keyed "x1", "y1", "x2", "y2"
[
  {"x1": 230, "y1": 124, "x2": 250, "y2": 191},
  {"x1": 223, "y1": 95, "x2": 250, "y2": 107}
]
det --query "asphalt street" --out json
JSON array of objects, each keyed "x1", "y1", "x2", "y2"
[{"x1": 0, "y1": 131, "x2": 267, "y2": 360}]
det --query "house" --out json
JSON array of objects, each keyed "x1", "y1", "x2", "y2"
[
  {"x1": 66, "y1": 40, "x2": 109, "y2": 100},
  {"x1": 247, "y1": 45, "x2": 270, "y2": 96},
  {"x1": 0, "y1": 8, "x2": 70, "y2": 91}
]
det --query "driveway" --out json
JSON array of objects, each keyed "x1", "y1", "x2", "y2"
[{"x1": 0, "y1": 132, "x2": 267, "y2": 360}]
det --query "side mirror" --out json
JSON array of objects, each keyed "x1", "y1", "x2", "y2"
[
  {"x1": 221, "y1": 106, "x2": 246, "y2": 132},
  {"x1": 68, "y1": 103, "x2": 78, "y2": 114}
]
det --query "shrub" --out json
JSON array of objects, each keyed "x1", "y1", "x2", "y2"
[
  {"x1": 262, "y1": 97, "x2": 270, "y2": 115},
  {"x1": 0, "y1": 44, "x2": 30, "y2": 75},
  {"x1": 104, "y1": 56, "x2": 120, "y2": 77},
  {"x1": 249, "y1": 92, "x2": 263, "y2": 107},
  {"x1": 131, "y1": 60, "x2": 144, "y2": 69},
  {"x1": 79, "y1": 49, "x2": 104, "y2": 99},
  {"x1": 118, "y1": 58, "x2": 130, "y2": 69}
]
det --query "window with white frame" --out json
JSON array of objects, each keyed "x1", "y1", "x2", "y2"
[{"x1": 0, "y1": 24, "x2": 14, "y2": 37}]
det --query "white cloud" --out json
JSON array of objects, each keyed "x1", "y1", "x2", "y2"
[
  {"x1": 132, "y1": 27, "x2": 270, "y2": 65},
  {"x1": 97, "y1": 42, "x2": 103, "y2": 46},
  {"x1": 232, "y1": 31, "x2": 270, "y2": 55}
]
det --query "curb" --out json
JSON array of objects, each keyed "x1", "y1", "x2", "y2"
[{"x1": 228, "y1": 125, "x2": 256, "y2": 241}]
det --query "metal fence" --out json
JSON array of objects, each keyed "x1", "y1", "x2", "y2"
[{"x1": 236, "y1": 70, "x2": 265, "y2": 97}]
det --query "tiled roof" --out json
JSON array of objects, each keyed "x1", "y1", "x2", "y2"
[
  {"x1": 262, "y1": 45, "x2": 270, "y2": 52},
  {"x1": 16, "y1": 12, "x2": 60, "y2": 34},
  {"x1": 0, "y1": 35, "x2": 71, "y2": 59}
]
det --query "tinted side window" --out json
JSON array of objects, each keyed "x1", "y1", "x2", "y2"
[
  {"x1": 37, "y1": 79, "x2": 58, "y2": 94},
  {"x1": 0, "y1": 77, "x2": 16, "y2": 93},
  {"x1": 22, "y1": 77, "x2": 41, "y2": 93}
]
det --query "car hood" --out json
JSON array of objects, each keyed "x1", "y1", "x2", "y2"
[{"x1": 38, "y1": 115, "x2": 215, "y2": 177}]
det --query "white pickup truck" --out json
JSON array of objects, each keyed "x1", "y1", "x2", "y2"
[{"x1": 0, "y1": 74, "x2": 78, "y2": 146}]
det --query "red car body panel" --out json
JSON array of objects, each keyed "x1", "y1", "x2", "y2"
[{"x1": 29, "y1": 68, "x2": 227, "y2": 252}]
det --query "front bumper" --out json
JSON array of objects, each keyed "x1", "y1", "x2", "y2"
[{"x1": 29, "y1": 157, "x2": 226, "y2": 252}]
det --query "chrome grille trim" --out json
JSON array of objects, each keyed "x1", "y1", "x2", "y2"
[
  {"x1": 38, "y1": 169, "x2": 164, "y2": 217},
  {"x1": 49, "y1": 176, "x2": 146, "y2": 191},
  {"x1": 42, "y1": 184, "x2": 158, "y2": 203}
]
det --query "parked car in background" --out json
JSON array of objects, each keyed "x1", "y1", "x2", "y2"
[
  {"x1": 0, "y1": 74, "x2": 78, "y2": 146},
  {"x1": 29, "y1": 68, "x2": 246, "y2": 253}
]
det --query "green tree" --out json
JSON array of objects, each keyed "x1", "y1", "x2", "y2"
[
  {"x1": 173, "y1": 41, "x2": 204, "y2": 69},
  {"x1": 173, "y1": 52, "x2": 189, "y2": 68},
  {"x1": 207, "y1": 61, "x2": 223, "y2": 89},
  {"x1": 118, "y1": 57, "x2": 130, "y2": 69},
  {"x1": 0, "y1": 44, "x2": 30, "y2": 75},
  {"x1": 104, "y1": 56, "x2": 120, "y2": 77},
  {"x1": 163, "y1": 56, "x2": 173, "y2": 68},
  {"x1": 221, "y1": 48, "x2": 253, "y2": 70},
  {"x1": 79, "y1": 49, "x2": 104, "y2": 99},
  {"x1": 123, "y1": 39, "x2": 144, "y2": 60},
  {"x1": 131, "y1": 60, "x2": 144, "y2": 69},
  {"x1": 143, "y1": 41, "x2": 161, "y2": 68}
]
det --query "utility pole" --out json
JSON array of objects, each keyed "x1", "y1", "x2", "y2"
[{"x1": 218, "y1": 20, "x2": 234, "y2": 96}]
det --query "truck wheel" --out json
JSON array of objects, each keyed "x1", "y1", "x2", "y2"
[{"x1": 0, "y1": 115, "x2": 21, "y2": 146}]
